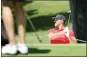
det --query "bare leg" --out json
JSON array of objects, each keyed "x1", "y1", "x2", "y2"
[
  {"x1": 15, "y1": 2, "x2": 26, "y2": 44},
  {"x1": 2, "y1": 2, "x2": 16, "y2": 45}
]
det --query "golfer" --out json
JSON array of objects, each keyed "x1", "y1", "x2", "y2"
[
  {"x1": 2, "y1": 0, "x2": 28, "y2": 54},
  {"x1": 48, "y1": 14, "x2": 77, "y2": 44}
]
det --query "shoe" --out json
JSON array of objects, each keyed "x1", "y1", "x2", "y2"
[
  {"x1": 2, "y1": 44, "x2": 17, "y2": 54},
  {"x1": 17, "y1": 44, "x2": 28, "y2": 54}
]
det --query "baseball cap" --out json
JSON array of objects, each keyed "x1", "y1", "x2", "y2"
[{"x1": 52, "y1": 14, "x2": 66, "y2": 21}]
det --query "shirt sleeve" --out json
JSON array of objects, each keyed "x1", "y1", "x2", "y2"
[
  {"x1": 48, "y1": 29, "x2": 53, "y2": 33},
  {"x1": 69, "y1": 30, "x2": 75, "y2": 37}
]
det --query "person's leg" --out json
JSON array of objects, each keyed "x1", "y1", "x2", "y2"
[
  {"x1": 1, "y1": 19, "x2": 9, "y2": 46},
  {"x1": 2, "y1": 2, "x2": 16, "y2": 45},
  {"x1": 15, "y1": 2, "x2": 28, "y2": 54},
  {"x1": 15, "y1": 2, "x2": 26, "y2": 44},
  {"x1": 2, "y1": 2, "x2": 17, "y2": 54}
]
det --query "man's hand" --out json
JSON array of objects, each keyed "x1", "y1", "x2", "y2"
[{"x1": 70, "y1": 37, "x2": 77, "y2": 43}]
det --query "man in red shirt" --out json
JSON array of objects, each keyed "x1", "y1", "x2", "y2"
[{"x1": 48, "y1": 14, "x2": 77, "y2": 44}]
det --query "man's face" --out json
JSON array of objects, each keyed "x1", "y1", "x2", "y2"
[{"x1": 54, "y1": 19, "x2": 64, "y2": 27}]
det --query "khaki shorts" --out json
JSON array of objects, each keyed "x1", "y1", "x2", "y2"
[{"x1": 2, "y1": 0, "x2": 25, "y2": 2}]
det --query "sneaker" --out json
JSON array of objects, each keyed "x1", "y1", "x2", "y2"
[
  {"x1": 17, "y1": 44, "x2": 28, "y2": 54},
  {"x1": 2, "y1": 44, "x2": 17, "y2": 54}
]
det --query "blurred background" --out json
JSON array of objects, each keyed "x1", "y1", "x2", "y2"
[{"x1": 15, "y1": 1, "x2": 71, "y2": 44}]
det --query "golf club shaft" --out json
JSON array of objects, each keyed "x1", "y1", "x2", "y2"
[{"x1": 26, "y1": 14, "x2": 42, "y2": 43}]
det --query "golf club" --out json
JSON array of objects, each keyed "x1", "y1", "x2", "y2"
[{"x1": 26, "y1": 14, "x2": 42, "y2": 43}]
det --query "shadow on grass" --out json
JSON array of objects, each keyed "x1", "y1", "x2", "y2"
[
  {"x1": 16, "y1": 48, "x2": 51, "y2": 55},
  {"x1": 26, "y1": 11, "x2": 71, "y2": 32},
  {"x1": 28, "y1": 48, "x2": 51, "y2": 54}
]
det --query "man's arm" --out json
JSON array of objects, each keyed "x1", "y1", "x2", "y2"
[{"x1": 48, "y1": 31, "x2": 64, "y2": 40}]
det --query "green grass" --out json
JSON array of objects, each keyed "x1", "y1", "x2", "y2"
[
  {"x1": 24, "y1": 1, "x2": 69, "y2": 18},
  {"x1": 2, "y1": 44, "x2": 86, "y2": 56},
  {"x1": 24, "y1": 1, "x2": 70, "y2": 31}
]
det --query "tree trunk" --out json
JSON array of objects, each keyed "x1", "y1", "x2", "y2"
[{"x1": 70, "y1": 0, "x2": 87, "y2": 42}]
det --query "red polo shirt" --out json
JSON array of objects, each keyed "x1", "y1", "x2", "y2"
[{"x1": 48, "y1": 28, "x2": 75, "y2": 44}]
